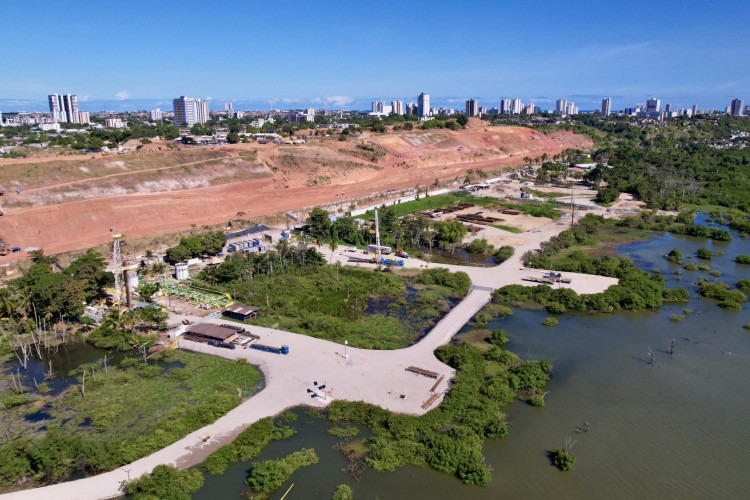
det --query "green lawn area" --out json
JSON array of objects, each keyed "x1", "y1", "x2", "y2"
[
  {"x1": 358, "y1": 193, "x2": 498, "y2": 220},
  {"x1": 490, "y1": 224, "x2": 523, "y2": 233}
]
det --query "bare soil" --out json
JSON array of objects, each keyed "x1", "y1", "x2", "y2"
[{"x1": 0, "y1": 127, "x2": 591, "y2": 260}]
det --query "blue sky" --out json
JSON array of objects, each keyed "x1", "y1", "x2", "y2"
[{"x1": 2, "y1": 0, "x2": 749, "y2": 112}]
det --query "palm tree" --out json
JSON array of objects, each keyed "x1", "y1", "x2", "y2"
[
  {"x1": 0, "y1": 288, "x2": 16, "y2": 319},
  {"x1": 100, "y1": 310, "x2": 123, "y2": 332},
  {"x1": 14, "y1": 288, "x2": 31, "y2": 320}
]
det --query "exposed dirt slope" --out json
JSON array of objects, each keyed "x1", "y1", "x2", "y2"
[{"x1": 0, "y1": 127, "x2": 591, "y2": 259}]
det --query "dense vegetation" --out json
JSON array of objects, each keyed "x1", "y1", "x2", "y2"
[
  {"x1": 165, "y1": 231, "x2": 226, "y2": 264},
  {"x1": 202, "y1": 417, "x2": 296, "y2": 475},
  {"x1": 245, "y1": 448, "x2": 319, "y2": 493},
  {"x1": 0, "y1": 350, "x2": 259, "y2": 490},
  {"x1": 2, "y1": 250, "x2": 113, "y2": 323},
  {"x1": 548, "y1": 448, "x2": 575, "y2": 471},
  {"x1": 195, "y1": 247, "x2": 469, "y2": 349},
  {"x1": 122, "y1": 465, "x2": 204, "y2": 500},
  {"x1": 325, "y1": 341, "x2": 551, "y2": 486}
]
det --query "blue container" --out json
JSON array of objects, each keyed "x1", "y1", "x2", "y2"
[{"x1": 281, "y1": 345, "x2": 289, "y2": 355}]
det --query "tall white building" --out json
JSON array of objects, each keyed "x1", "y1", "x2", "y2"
[
  {"x1": 500, "y1": 98, "x2": 511, "y2": 115},
  {"x1": 646, "y1": 98, "x2": 661, "y2": 114},
  {"x1": 556, "y1": 99, "x2": 568, "y2": 115},
  {"x1": 466, "y1": 99, "x2": 478, "y2": 117},
  {"x1": 150, "y1": 108, "x2": 163, "y2": 121},
  {"x1": 418, "y1": 92, "x2": 430, "y2": 118},
  {"x1": 730, "y1": 98, "x2": 744, "y2": 116},
  {"x1": 511, "y1": 98, "x2": 523, "y2": 114},
  {"x1": 371, "y1": 100, "x2": 385, "y2": 113},
  {"x1": 173, "y1": 96, "x2": 209, "y2": 126},
  {"x1": 48, "y1": 93, "x2": 80, "y2": 123},
  {"x1": 224, "y1": 102, "x2": 233, "y2": 111},
  {"x1": 392, "y1": 100, "x2": 403, "y2": 115},
  {"x1": 601, "y1": 98, "x2": 611, "y2": 117},
  {"x1": 566, "y1": 102, "x2": 578, "y2": 115}
]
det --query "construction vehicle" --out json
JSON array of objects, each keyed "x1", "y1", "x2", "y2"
[{"x1": 0, "y1": 240, "x2": 7, "y2": 256}]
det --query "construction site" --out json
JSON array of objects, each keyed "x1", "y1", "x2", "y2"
[{"x1": 0, "y1": 124, "x2": 590, "y2": 262}]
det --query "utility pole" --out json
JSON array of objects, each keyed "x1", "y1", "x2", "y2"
[{"x1": 375, "y1": 208, "x2": 382, "y2": 270}]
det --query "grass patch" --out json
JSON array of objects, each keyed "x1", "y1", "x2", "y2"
[
  {"x1": 0, "y1": 349, "x2": 261, "y2": 490},
  {"x1": 490, "y1": 224, "x2": 522, "y2": 233}
]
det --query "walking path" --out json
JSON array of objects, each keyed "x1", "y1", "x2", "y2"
[{"x1": 0, "y1": 220, "x2": 617, "y2": 500}]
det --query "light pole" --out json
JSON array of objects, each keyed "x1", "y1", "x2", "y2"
[{"x1": 344, "y1": 340, "x2": 348, "y2": 358}]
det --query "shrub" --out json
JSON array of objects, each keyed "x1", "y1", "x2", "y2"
[
  {"x1": 4, "y1": 394, "x2": 30, "y2": 409},
  {"x1": 488, "y1": 329, "x2": 508, "y2": 347},
  {"x1": 493, "y1": 246, "x2": 515, "y2": 264},
  {"x1": 548, "y1": 448, "x2": 575, "y2": 471},
  {"x1": 743, "y1": 323, "x2": 750, "y2": 330},
  {"x1": 669, "y1": 314, "x2": 685, "y2": 322},
  {"x1": 333, "y1": 484, "x2": 354, "y2": 500},
  {"x1": 541, "y1": 317, "x2": 558, "y2": 327},
  {"x1": 736, "y1": 255, "x2": 750, "y2": 265},
  {"x1": 737, "y1": 280, "x2": 750, "y2": 292},
  {"x1": 665, "y1": 248, "x2": 683, "y2": 263},
  {"x1": 684, "y1": 263, "x2": 698, "y2": 271},
  {"x1": 697, "y1": 248, "x2": 714, "y2": 260},
  {"x1": 529, "y1": 394, "x2": 545, "y2": 407}
]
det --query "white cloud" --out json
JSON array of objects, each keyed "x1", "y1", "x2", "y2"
[
  {"x1": 323, "y1": 95, "x2": 354, "y2": 107},
  {"x1": 205, "y1": 96, "x2": 213, "y2": 100},
  {"x1": 115, "y1": 91, "x2": 130, "y2": 100},
  {"x1": 79, "y1": 94, "x2": 90, "y2": 102}
]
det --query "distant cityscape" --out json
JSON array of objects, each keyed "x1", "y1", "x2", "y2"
[{"x1": 0, "y1": 92, "x2": 746, "y2": 130}]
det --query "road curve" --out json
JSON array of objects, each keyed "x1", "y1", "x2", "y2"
[{"x1": 0, "y1": 220, "x2": 617, "y2": 500}]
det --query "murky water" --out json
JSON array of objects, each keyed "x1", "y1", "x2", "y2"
[{"x1": 191, "y1": 220, "x2": 750, "y2": 498}]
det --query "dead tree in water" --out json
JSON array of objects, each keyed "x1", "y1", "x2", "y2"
[
  {"x1": 647, "y1": 345, "x2": 655, "y2": 365},
  {"x1": 667, "y1": 338, "x2": 677, "y2": 355}
]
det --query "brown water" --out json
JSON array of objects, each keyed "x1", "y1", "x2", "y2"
[{"x1": 194, "y1": 221, "x2": 750, "y2": 499}]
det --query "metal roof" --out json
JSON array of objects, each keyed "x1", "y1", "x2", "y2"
[
  {"x1": 224, "y1": 303, "x2": 258, "y2": 316},
  {"x1": 187, "y1": 323, "x2": 240, "y2": 340}
]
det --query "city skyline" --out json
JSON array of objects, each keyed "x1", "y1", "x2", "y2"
[{"x1": 2, "y1": 1, "x2": 749, "y2": 110}]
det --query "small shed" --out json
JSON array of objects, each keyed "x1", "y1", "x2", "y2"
[
  {"x1": 186, "y1": 323, "x2": 240, "y2": 343},
  {"x1": 223, "y1": 303, "x2": 258, "y2": 321}
]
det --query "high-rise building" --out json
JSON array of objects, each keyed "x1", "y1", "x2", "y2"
[
  {"x1": 418, "y1": 92, "x2": 430, "y2": 118},
  {"x1": 646, "y1": 98, "x2": 661, "y2": 114},
  {"x1": 371, "y1": 100, "x2": 384, "y2": 113},
  {"x1": 566, "y1": 102, "x2": 578, "y2": 115},
  {"x1": 224, "y1": 102, "x2": 233, "y2": 111},
  {"x1": 601, "y1": 98, "x2": 611, "y2": 117},
  {"x1": 392, "y1": 100, "x2": 403, "y2": 115},
  {"x1": 48, "y1": 93, "x2": 80, "y2": 123},
  {"x1": 173, "y1": 96, "x2": 209, "y2": 126},
  {"x1": 692, "y1": 104, "x2": 698, "y2": 116},
  {"x1": 150, "y1": 108, "x2": 163, "y2": 121},
  {"x1": 406, "y1": 102, "x2": 418, "y2": 116},
  {"x1": 465, "y1": 99, "x2": 478, "y2": 117},
  {"x1": 556, "y1": 99, "x2": 568, "y2": 115},
  {"x1": 511, "y1": 98, "x2": 523, "y2": 114},
  {"x1": 730, "y1": 98, "x2": 744, "y2": 116},
  {"x1": 500, "y1": 98, "x2": 511, "y2": 115}
]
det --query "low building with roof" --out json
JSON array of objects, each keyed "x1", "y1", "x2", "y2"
[
  {"x1": 223, "y1": 303, "x2": 258, "y2": 321},
  {"x1": 185, "y1": 322, "x2": 242, "y2": 343}
]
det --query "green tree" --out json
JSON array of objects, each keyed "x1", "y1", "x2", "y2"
[
  {"x1": 307, "y1": 207, "x2": 331, "y2": 245},
  {"x1": 226, "y1": 132, "x2": 240, "y2": 144},
  {"x1": 455, "y1": 114, "x2": 468, "y2": 127}
]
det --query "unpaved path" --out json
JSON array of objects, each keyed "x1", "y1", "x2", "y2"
[{"x1": 0, "y1": 219, "x2": 616, "y2": 500}]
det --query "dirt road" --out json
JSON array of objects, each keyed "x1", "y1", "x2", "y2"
[{"x1": 0, "y1": 219, "x2": 616, "y2": 500}]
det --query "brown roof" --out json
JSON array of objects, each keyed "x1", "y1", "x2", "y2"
[{"x1": 187, "y1": 323, "x2": 240, "y2": 340}]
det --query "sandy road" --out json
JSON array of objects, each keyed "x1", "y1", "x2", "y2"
[{"x1": 0, "y1": 220, "x2": 617, "y2": 500}]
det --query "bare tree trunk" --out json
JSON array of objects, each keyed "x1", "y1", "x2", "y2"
[
  {"x1": 647, "y1": 345, "x2": 655, "y2": 365},
  {"x1": 81, "y1": 371, "x2": 85, "y2": 397}
]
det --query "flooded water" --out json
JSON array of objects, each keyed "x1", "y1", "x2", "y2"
[
  {"x1": 2, "y1": 342, "x2": 130, "y2": 396},
  {"x1": 196, "y1": 219, "x2": 750, "y2": 499}
]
